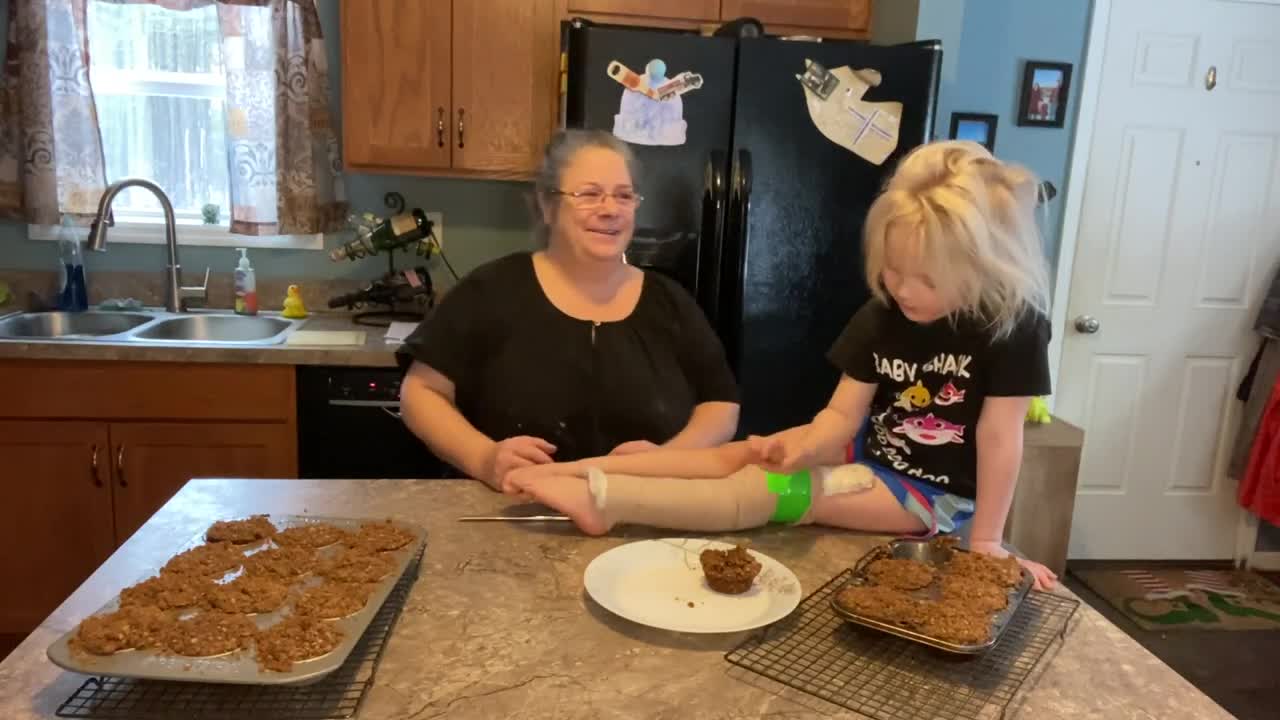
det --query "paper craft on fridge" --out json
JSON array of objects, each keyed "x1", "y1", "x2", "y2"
[
  {"x1": 608, "y1": 59, "x2": 704, "y2": 146},
  {"x1": 796, "y1": 59, "x2": 901, "y2": 165}
]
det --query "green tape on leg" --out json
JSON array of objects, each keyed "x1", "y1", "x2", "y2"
[{"x1": 766, "y1": 469, "x2": 812, "y2": 524}]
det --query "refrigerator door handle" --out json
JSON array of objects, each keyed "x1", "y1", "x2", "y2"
[{"x1": 700, "y1": 150, "x2": 728, "y2": 322}]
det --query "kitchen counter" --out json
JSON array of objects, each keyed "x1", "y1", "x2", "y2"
[
  {"x1": 0, "y1": 479, "x2": 1227, "y2": 719},
  {"x1": 0, "y1": 313, "x2": 402, "y2": 367}
]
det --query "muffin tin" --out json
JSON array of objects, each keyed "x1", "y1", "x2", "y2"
[
  {"x1": 829, "y1": 539, "x2": 1032, "y2": 654},
  {"x1": 46, "y1": 514, "x2": 425, "y2": 685}
]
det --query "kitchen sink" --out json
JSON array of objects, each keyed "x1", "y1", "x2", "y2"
[
  {"x1": 0, "y1": 310, "x2": 303, "y2": 346},
  {"x1": 133, "y1": 315, "x2": 295, "y2": 344},
  {"x1": 0, "y1": 311, "x2": 153, "y2": 338}
]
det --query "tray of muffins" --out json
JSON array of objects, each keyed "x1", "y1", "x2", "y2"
[
  {"x1": 830, "y1": 537, "x2": 1032, "y2": 653},
  {"x1": 46, "y1": 514, "x2": 425, "y2": 685}
]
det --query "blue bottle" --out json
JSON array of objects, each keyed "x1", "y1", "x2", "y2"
[{"x1": 57, "y1": 218, "x2": 89, "y2": 312}]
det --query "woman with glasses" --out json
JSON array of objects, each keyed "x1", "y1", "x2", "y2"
[{"x1": 398, "y1": 129, "x2": 740, "y2": 490}]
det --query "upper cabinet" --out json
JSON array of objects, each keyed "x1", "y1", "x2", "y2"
[
  {"x1": 720, "y1": 1, "x2": 871, "y2": 33},
  {"x1": 566, "y1": 0, "x2": 720, "y2": 21},
  {"x1": 341, "y1": 0, "x2": 558, "y2": 179}
]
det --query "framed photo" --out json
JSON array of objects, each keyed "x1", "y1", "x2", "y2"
[
  {"x1": 948, "y1": 112, "x2": 998, "y2": 152},
  {"x1": 1017, "y1": 61, "x2": 1072, "y2": 127}
]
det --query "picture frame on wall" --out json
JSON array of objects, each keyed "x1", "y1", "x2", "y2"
[
  {"x1": 948, "y1": 112, "x2": 998, "y2": 152},
  {"x1": 1017, "y1": 61, "x2": 1072, "y2": 127}
]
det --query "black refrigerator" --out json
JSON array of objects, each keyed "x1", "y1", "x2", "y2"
[{"x1": 563, "y1": 20, "x2": 943, "y2": 437}]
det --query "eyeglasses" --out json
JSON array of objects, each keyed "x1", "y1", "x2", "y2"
[{"x1": 552, "y1": 188, "x2": 644, "y2": 210}]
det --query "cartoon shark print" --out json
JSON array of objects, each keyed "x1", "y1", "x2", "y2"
[
  {"x1": 893, "y1": 413, "x2": 965, "y2": 446},
  {"x1": 934, "y1": 381, "x2": 966, "y2": 407},
  {"x1": 893, "y1": 380, "x2": 931, "y2": 411},
  {"x1": 871, "y1": 409, "x2": 913, "y2": 456}
]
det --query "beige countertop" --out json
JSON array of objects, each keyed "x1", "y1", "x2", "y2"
[
  {"x1": 0, "y1": 478, "x2": 1227, "y2": 719},
  {"x1": 0, "y1": 313, "x2": 402, "y2": 367}
]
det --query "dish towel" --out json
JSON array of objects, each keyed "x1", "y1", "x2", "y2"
[{"x1": 1240, "y1": 378, "x2": 1280, "y2": 525}]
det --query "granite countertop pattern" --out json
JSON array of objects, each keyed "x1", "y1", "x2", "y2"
[
  {"x1": 0, "y1": 479, "x2": 1228, "y2": 720},
  {"x1": 0, "y1": 313, "x2": 402, "y2": 367}
]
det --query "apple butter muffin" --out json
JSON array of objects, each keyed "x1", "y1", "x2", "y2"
[
  {"x1": 834, "y1": 585, "x2": 928, "y2": 628},
  {"x1": 320, "y1": 549, "x2": 396, "y2": 584},
  {"x1": 699, "y1": 545, "x2": 762, "y2": 594},
  {"x1": 159, "y1": 612, "x2": 256, "y2": 657},
  {"x1": 865, "y1": 557, "x2": 936, "y2": 591},
  {"x1": 243, "y1": 546, "x2": 319, "y2": 582},
  {"x1": 119, "y1": 573, "x2": 212, "y2": 611},
  {"x1": 205, "y1": 515, "x2": 277, "y2": 545},
  {"x1": 946, "y1": 550, "x2": 1023, "y2": 588},
  {"x1": 345, "y1": 520, "x2": 415, "y2": 553},
  {"x1": 273, "y1": 523, "x2": 350, "y2": 549},
  {"x1": 940, "y1": 574, "x2": 1009, "y2": 613},
  {"x1": 293, "y1": 582, "x2": 373, "y2": 620},
  {"x1": 915, "y1": 599, "x2": 993, "y2": 645},
  {"x1": 161, "y1": 542, "x2": 245, "y2": 578},
  {"x1": 208, "y1": 574, "x2": 290, "y2": 614},
  {"x1": 255, "y1": 616, "x2": 344, "y2": 672},
  {"x1": 74, "y1": 606, "x2": 171, "y2": 655}
]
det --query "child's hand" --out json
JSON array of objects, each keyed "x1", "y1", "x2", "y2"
[
  {"x1": 748, "y1": 431, "x2": 813, "y2": 473},
  {"x1": 968, "y1": 539, "x2": 1059, "y2": 591}
]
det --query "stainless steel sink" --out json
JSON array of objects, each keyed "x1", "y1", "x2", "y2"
[
  {"x1": 0, "y1": 311, "x2": 153, "y2": 338},
  {"x1": 0, "y1": 310, "x2": 303, "y2": 346},
  {"x1": 132, "y1": 315, "x2": 296, "y2": 345}
]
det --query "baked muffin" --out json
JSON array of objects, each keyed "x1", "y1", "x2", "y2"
[
  {"x1": 205, "y1": 515, "x2": 277, "y2": 545},
  {"x1": 159, "y1": 612, "x2": 256, "y2": 657},
  {"x1": 74, "y1": 606, "x2": 171, "y2": 655},
  {"x1": 865, "y1": 557, "x2": 936, "y2": 591},
  {"x1": 699, "y1": 545, "x2": 762, "y2": 594},
  {"x1": 255, "y1": 616, "x2": 344, "y2": 672},
  {"x1": 274, "y1": 523, "x2": 350, "y2": 549},
  {"x1": 834, "y1": 585, "x2": 929, "y2": 628},
  {"x1": 945, "y1": 550, "x2": 1023, "y2": 588}
]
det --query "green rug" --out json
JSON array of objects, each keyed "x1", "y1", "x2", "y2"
[{"x1": 1073, "y1": 566, "x2": 1280, "y2": 631}]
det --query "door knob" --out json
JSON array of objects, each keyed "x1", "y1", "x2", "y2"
[{"x1": 1075, "y1": 315, "x2": 1101, "y2": 334}]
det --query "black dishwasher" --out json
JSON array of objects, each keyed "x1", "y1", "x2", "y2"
[{"x1": 297, "y1": 366, "x2": 447, "y2": 479}]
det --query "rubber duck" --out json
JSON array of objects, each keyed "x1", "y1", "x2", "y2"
[
  {"x1": 282, "y1": 284, "x2": 308, "y2": 319},
  {"x1": 1025, "y1": 396, "x2": 1051, "y2": 425}
]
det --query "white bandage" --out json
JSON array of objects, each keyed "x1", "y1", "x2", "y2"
[
  {"x1": 587, "y1": 467, "x2": 608, "y2": 510},
  {"x1": 813, "y1": 464, "x2": 875, "y2": 497}
]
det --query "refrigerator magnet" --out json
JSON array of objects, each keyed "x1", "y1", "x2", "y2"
[
  {"x1": 607, "y1": 59, "x2": 704, "y2": 147},
  {"x1": 796, "y1": 59, "x2": 902, "y2": 166}
]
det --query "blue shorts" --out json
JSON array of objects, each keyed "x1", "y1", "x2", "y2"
[{"x1": 846, "y1": 424, "x2": 975, "y2": 536}]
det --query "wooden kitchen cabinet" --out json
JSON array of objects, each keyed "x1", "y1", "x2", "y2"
[
  {"x1": 341, "y1": 0, "x2": 559, "y2": 178},
  {"x1": 109, "y1": 423, "x2": 296, "y2": 545},
  {"x1": 566, "y1": 0, "x2": 720, "y2": 21},
  {"x1": 0, "y1": 422, "x2": 115, "y2": 635},
  {"x1": 0, "y1": 360, "x2": 297, "y2": 638},
  {"x1": 719, "y1": 0, "x2": 871, "y2": 31}
]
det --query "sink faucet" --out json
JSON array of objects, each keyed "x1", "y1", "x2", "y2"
[{"x1": 87, "y1": 178, "x2": 209, "y2": 312}]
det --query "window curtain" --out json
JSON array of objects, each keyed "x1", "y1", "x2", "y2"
[
  {"x1": 0, "y1": 0, "x2": 109, "y2": 225},
  {"x1": 0, "y1": 0, "x2": 346, "y2": 235}
]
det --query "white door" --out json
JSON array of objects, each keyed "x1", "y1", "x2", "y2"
[{"x1": 1059, "y1": 0, "x2": 1280, "y2": 560}]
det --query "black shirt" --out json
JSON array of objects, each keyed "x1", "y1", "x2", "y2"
[
  {"x1": 399, "y1": 252, "x2": 739, "y2": 461},
  {"x1": 827, "y1": 300, "x2": 1051, "y2": 499}
]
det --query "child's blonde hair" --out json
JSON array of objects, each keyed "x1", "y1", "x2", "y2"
[{"x1": 864, "y1": 140, "x2": 1050, "y2": 339}]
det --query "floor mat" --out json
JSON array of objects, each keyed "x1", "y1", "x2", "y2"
[{"x1": 1072, "y1": 566, "x2": 1280, "y2": 631}]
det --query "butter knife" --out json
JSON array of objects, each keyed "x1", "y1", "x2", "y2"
[{"x1": 458, "y1": 515, "x2": 572, "y2": 522}]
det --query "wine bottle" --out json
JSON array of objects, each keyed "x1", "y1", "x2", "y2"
[{"x1": 330, "y1": 209, "x2": 434, "y2": 262}]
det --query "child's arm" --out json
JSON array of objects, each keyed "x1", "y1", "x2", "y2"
[
  {"x1": 756, "y1": 375, "x2": 877, "y2": 471},
  {"x1": 970, "y1": 396, "x2": 1058, "y2": 590},
  {"x1": 502, "y1": 441, "x2": 755, "y2": 493}
]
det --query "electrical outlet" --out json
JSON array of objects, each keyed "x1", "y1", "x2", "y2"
[{"x1": 426, "y1": 211, "x2": 443, "y2": 250}]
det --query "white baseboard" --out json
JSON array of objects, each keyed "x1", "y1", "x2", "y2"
[{"x1": 1249, "y1": 551, "x2": 1280, "y2": 571}]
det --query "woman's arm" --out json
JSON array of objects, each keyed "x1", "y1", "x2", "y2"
[
  {"x1": 757, "y1": 375, "x2": 877, "y2": 470},
  {"x1": 970, "y1": 396, "x2": 1057, "y2": 589},
  {"x1": 662, "y1": 401, "x2": 739, "y2": 449},
  {"x1": 507, "y1": 440, "x2": 756, "y2": 493},
  {"x1": 399, "y1": 362, "x2": 496, "y2": 484}
]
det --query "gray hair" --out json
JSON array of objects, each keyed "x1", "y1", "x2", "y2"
[{"x1": 531, "y1": 129, "x2": 641, "y2": 247}]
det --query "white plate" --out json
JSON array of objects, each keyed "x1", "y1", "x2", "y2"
[{"x1": 583, "y1": 539, "x2": 802, "y2": 634}]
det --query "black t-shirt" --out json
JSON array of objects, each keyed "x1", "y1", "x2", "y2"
[
  {"x1": 827, "y1": 300, "x2": 1051, "y2": 499},
  {"x1": 399, "y1": 252, "x2": 739, "y2": 461}
]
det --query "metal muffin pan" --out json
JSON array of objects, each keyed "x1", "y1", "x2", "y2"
[
  {"x1": 829, "y1": 539, "x2": 1033, "y2": 654},
  {"x1": 47, "y1": 514, "x2": 426, "y2": 685}
]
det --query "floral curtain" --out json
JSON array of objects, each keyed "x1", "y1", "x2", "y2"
[
  {"x1": 0, "y1": 0, "x2": 109, "y2": 224},
  {"x1": 0, "y1": 0, "x2": 345, "y2": 235}
]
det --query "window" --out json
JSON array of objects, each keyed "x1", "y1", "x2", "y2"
[{"x1": 87, "y1": 2, "x2": 229, "y2": 227}]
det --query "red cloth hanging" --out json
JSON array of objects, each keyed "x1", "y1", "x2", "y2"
[{"x1": 1240, "y1": 378, "x2": 1280, "y2": 525}]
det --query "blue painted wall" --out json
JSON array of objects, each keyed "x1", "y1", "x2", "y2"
[
  {"x1": 918, "y1": 0, "x2": 1092, "y2": 269},
  {"x1": 0, "y1": 0, "x2": 535, "y2": 283}
]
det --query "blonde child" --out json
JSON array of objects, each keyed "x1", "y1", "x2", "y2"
[{"x1": 507, "y1": 140, "x2": 1059, "y2": 589}]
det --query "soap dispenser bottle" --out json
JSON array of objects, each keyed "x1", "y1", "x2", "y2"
[
  {"x1": 233, "y1": 248, "x2": 257, "y2": 315},
  {"x1": 57, "y1": 217, "x2": 89, "y2": 312}
]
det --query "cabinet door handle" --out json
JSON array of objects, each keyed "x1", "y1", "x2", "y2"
[
  {"x1": 90, "y1": 444, "x2": 102, "y2": 488},
  {"x1": 116, "y1": 445, "x2": 127, "y2": 488},
  {"x1": 457, "y1": 108, "x2": 465, "y2": 149},
  {"x1": 436, "y1": 107, "x2": 446, "y2": 147}
]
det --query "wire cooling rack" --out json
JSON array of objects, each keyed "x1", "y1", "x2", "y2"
[
  {"x1": 725, "y1": 568, "x2": 1079, "y2": 720},
  {"x1": 55, "y1": 545, "x2": 425, "y2": 720}
]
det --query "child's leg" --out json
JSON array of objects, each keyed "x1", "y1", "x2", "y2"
[{"x1": 511, "y1": 463, "x2": 926, "y2": 536}]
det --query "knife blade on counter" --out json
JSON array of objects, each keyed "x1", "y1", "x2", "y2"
[{"x1": 457, "y1": 515, "x2": 572, "y2": 522}]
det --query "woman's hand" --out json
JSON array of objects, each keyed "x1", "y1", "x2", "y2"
[
  {"x1": 747, "y1": 429, "x2": 815, "y2": 473},
  {"x1": 609, "y1": 440, "x2": 660, "y2": 455},
  {"x1": 486, "y1": 436, "x2": 556, "y2": 491},
  {"x1": 968, "y1": 539, "x2": 1058, "y2": 591}
]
